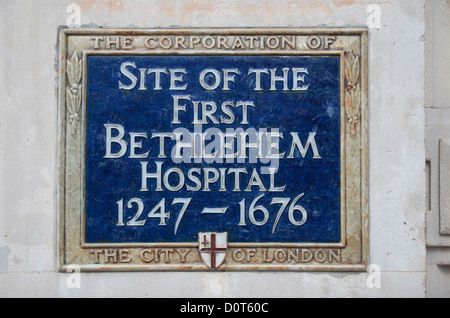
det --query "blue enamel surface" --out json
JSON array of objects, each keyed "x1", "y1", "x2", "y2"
[{"x1": 85, "y1": 55, "x2": 341, "y2": 244}]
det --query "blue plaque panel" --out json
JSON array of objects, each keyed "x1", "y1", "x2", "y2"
[
  {"x1": 84, "y1": 54, "x2": 341, "y2": 245},
  {"x1": 60, "y1": 29, "x2": 369, "y2": 271}
]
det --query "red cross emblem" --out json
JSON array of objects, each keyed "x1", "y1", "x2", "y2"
[{"x1": 199, "y1": 232, "x2": 228, "y2": 269}]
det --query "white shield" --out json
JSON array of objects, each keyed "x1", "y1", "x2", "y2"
[{"x1": 198, "y1": 232, "x2": 228, "y2": 269}]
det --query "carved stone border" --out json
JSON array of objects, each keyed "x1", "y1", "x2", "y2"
[
  {"x1": 66, "y1": 52, "x2": 82, "y2": 136},
  {"x1": 58, "y1": 28, "x2": 369, "y2": 271}
]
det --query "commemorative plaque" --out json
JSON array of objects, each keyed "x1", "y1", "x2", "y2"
[{"x1": 58, "y1": 28, "x2": 368, "y2": 271}]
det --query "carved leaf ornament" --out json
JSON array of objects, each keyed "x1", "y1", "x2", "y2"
[
  {"x1": 344, "y1": 50, "x2": 361, "y2": 137},
  {"x1": 66, "y1": 52, "x2": 82, "y2": 136}
]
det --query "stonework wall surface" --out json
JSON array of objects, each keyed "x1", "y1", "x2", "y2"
[
  {"x1": 425, "y1": 0, "x2": 450, "y2": 298},
  {"x1": 0, "y1": 0, "x2": 426, "y2": 297}
]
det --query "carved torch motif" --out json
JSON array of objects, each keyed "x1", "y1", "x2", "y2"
[
  {"x1": 66, "y1": 52, "x2": 82, "y2": 136},
  {"x1": 344, "y1": 50, "x2": 361, "y2": 137}
]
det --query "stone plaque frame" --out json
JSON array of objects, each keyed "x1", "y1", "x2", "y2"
[{"x1": 57, "y1": 28, "x2": 368, "y2": 271}]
